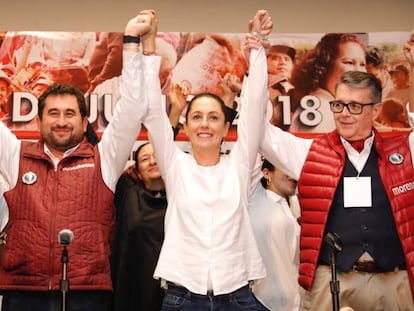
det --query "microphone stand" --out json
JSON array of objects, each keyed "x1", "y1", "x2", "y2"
[
  {"x1": 60, "y1": 245, "x2": 69, "y2": 311},
  {"x1": 325, "y1": 232, "x2": 342, "y2": 311}
]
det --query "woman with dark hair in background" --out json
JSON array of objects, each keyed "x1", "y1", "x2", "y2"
[
  {"x1": 111, "y1": 68, "x2": 190, "y2": 311},
  {"x1": 248, "y1": 159, "x2": 300, "y2": 311},
  {"x1": 111, "y1": 142, "x2": 167, "y2": 311}
]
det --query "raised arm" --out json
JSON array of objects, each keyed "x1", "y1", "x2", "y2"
[
  {"x1": 99, "y1": 10, "x2": 155, "y2": 191},
  {"x1": 167, "y1": 81, "x2": 189, "y2": 137},
  {"x1": 403, "y1": 30, "x2": 414, "y2": 160},
  {"x1": 233, "y1": 10, "x2": 272, "y2": 171},
  {"x1": 404, "y1": 30, "x2": 414, "y2": 114},
  {"x1": 140, "y1": 12, "x2": 178, "y2": 179},
  {"x1": 220, "y1": 73, "x2": 241, "y2": 124},
  {"x1": 0, "y1": 121, "x2": 20, "y2": 232}
]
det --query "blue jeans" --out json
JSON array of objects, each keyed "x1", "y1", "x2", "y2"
[
  {"x1": 161, "y1": 283, "x2": 257, "y2": 311},
  {"x1": 1, "y1": 290, "x2": 112, "y2": 311},
  {"x1": 253, "y1": 294, "x2": 270, "y2": 311}
]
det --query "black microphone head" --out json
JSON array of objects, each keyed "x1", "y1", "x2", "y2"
[
  {"x1": 58, "y1": 229, "x2": 74, "y2": 246},
  {"x1": 325, "y1": 232, "x2": 342, "y2": 252}
]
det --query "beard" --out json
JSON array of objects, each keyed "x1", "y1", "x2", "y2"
[{"x1": 42, "y1": 125, "x2": 84, "y2": 154}]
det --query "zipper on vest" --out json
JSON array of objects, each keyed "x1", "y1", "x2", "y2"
[
  {"x1": 49, "y1": 169, "x2": 59, "y2": 290},
  {"x1": 48, "y1": 229, "x2": 55, "y2": 290}
]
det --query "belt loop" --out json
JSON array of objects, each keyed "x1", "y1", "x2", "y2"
[
  {"x1": 185, "y1": 290, "x2": 192, "y2": 302},
  {"x1": 248, "y1": 280, "x2": 253, "y2": 289}
]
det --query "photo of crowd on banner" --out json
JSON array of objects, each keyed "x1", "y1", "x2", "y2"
[{"x1": 0, "y1": 30, "x2": 411, "y2": 137}]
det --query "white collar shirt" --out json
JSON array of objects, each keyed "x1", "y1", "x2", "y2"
[
  {"x1": 144, "y1": 48, "x2": 268, "y2": 295},
  {"x1": 340, "y1": 134, "x2": 374, "y2": 175},
  {"x1": 248, "y1": 184, "x2": 301, "y2": 311}
]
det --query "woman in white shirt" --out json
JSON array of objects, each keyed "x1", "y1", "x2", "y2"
[
  {"x1": 249, "y1": 159, "x2": 301, "y2": 311},
  {"x1": 138, "y1": 9, "x2": 273, "y2": 311}
]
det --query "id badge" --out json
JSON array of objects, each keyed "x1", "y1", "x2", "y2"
[{"x1": 343, "y1": 176, "x2": 372, "y2": 208}]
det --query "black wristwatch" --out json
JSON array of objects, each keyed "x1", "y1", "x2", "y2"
[{"x1": 123, "y1": 35, "x2": 141, "y2": 44}]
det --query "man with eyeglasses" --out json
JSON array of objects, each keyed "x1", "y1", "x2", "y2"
[{"x1": 259, "y1": 54, "x2": 414, "y2": 310}]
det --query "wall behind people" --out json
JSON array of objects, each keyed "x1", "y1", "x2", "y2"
[
  {"x1": 0, "y1": 0, "x2": 412, "y2": 143},
  {"x1": 0, "y1": 0, "x2": 413, "y2": 33},
  {"x1": 1, "y1": 29, "x2": 411, "y2": 137}
]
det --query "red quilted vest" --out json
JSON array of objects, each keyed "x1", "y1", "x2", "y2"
[
  {"x1": 0, "y1": 139, "x2": 115, "y2": 291},
  {"x1": 298, "y1": 130, "x2": 414, "y2": 300}
]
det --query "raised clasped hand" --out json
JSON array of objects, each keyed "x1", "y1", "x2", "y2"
[
  {"x1": 245, "y1": 9, "x2": 273, "y2": 54},
  {"x1": 125, "y1": 9, "x2": 157, "y2": 37},
  {"x1": 249, "y1": 9, "x2": 273, "y2": 37}
]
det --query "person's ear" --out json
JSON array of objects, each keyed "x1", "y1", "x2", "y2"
[
  {"x1": 223, "y1": 121, "x2": 230, "y2": 138},
  {"x1": 262, "y1": 168, "x2": 270, "y2": 179}
]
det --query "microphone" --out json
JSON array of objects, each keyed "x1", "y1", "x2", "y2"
[
  {"x1": 58, "y1": 229, "x2": 74, "y2": 246},
  {"x1": 325, "y1": 232, "x2": 342, "y2": 252},
  {"x1": 58, "y1": 229, "x2": 73, "y2": 309}
]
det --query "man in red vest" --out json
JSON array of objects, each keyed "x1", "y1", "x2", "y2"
[{"x1": 260, "y1": 31, "x2": 414, "y2": 311}]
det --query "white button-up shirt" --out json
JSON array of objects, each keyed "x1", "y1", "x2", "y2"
[
  {"x1": 249, "y1": 184, "x2": 301, "y2": 311},
  {"x1": 143, "y1": 48, "x2": 268, "y2": 295}
]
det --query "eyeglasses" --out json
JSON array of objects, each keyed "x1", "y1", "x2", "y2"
[{"x1": 329, "y1": 100, "x2": 376, "y2": 115}]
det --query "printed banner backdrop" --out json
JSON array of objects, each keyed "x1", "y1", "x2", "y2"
[{"x1": 0, "y1": 30, "x2": 411, "y2": 141}]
